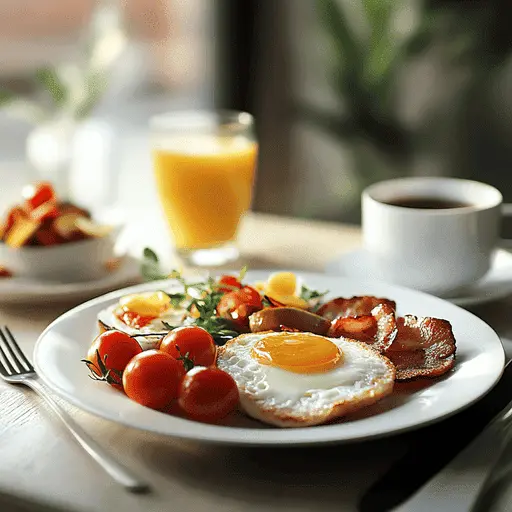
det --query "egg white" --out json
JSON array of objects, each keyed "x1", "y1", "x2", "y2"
[
  {"x1": 97, "y1": 303, "x2": 188, "y2": 350},
  {"x1": 216, "y1": 332, "x2": 395, "y2": 427}
]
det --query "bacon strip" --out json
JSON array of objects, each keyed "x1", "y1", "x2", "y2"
[
  {"x1": 328, "y1": 303, "x2": 397, "y2": 353},
  {"x1": 317, "y1": 296, "x2": 396, "y2": 321},
  {"x1": 384, "y1": 316, "x2": 456, "y2": 381}
]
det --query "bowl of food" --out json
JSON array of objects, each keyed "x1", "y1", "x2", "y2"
[{"x1": 0, "y1": 182, "x2": 123, "y2": 282}]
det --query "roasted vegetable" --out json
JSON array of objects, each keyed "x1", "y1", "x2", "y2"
[{"x1": 4, "y1": 217, "x2": 41, "y2": 248}]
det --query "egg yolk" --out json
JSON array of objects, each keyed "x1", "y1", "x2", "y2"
[
  {"x1": 115, "y1": 291, "x2": 172, "y2": 328},
  {"x1": 251, "y1": 333, "x2": 343, "y2": 374},
  {"x1": 264, "y1": 272, "x2": 309, "y2": 309},
  {"x1": 266, "y1": 272, "x2": 297, "y2": 296},
  {"x1": 119, "y1": 291, "x2": 171, "y2": 317}
]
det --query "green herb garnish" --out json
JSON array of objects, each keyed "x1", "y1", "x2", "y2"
[
  {"x1": 160, "y1": 268, "x2": 243, "y2": 340},
  {"x1": 138, "y1": 259, "x2": 250, "y2": 343},
  {"x1": 140, "y1": 248, "x2": 168, "y2": 281},
  {"x1": 239, "y1": 265, "x2": 248, "y2": 282},
  {"x1": 164, "y1": 292, "x2": 187, "y2": 309},
  {"x1": 186, "y1": 277, "x2": 238, "y2": 337},
  {"x1": 300, "y1": 285, "x2": 329, "y2": 302}
]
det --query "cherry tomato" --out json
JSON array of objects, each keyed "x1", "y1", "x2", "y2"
[
  {"x1": 86, "y1": 330, "x2": 143, "y2": 390},
  {"x1": 178, "y1": 366, "x2": 239, "y2": 422},
  {"x1": 217, "y1": 285, "x2": 263, "y2": 329},
  {"x1": 160, "y1": 326, "x2": 216, "y2": 367},
  {"x1": 123, "y1": 350, "x2": 185, "y2": 409},
  {"x1": 240, "y1": 286, "x2": 262, "y2": 304},
  {"x1": 22, "y1": 182, "x2": 56, "y2": 211},
  {"x1": 115, "y1": 309, "x2": 157, "y2": 329},
  {"x1": 218, "y1": 275, "x2": 242, "y2": 293}
]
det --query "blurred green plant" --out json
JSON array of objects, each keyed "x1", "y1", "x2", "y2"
[
  {"x1": 305, "y1": 0, "x2": 512, "y2": 188},
  {"x1": 0, "y1": 0, "x2": 126, "y2": 124}
]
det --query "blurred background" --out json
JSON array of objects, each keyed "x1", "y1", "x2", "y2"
[{"x1": 1, "y1": 0, "x2": 512, "y2": 224}]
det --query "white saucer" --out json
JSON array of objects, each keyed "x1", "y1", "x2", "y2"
[
  {"x1": 325, "y1": 248, "x2": 512, "y2": 307},
  {"x1": 0, "y1": 256, "x2": 142, "y2": 304}
]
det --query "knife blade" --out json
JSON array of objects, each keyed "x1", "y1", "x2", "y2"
[
  {"x1": 392, "y1": 404, "x2": 508, "y2": 512},
  {"x1": 359, "y1": 359, "x2": 512, "y2": 512}
]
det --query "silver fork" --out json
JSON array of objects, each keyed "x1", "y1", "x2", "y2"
[{"x1": 0, "y1": 326, "x2": 149, "y2": 493}]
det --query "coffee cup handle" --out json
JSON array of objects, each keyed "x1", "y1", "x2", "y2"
[{"x1": 500, "y1": 204, "x2": 512, "y2": 248}]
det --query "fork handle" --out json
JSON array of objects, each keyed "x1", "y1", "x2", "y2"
[{"x1": 25, "y1": 379, "x2": 150, "y2": 493}]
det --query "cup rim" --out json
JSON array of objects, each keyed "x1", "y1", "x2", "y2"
[
  {"x1": 363, "y1": 177, "x2": 503, "y2": 215},
  {"x1": 149, "y1": 109, "x2": 255, "y2": 131}
]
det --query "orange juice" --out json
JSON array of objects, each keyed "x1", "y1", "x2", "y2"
[{"x1": 152, "y1": 135, "x2": 257, "y2": 249}]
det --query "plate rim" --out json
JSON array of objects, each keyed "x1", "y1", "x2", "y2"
[
  {"x1": 33, "y1": 270, "x2": 506, "y2": 446},
  {"x1": 0, "y1": 256, "x2": 141, "y2": 303}
]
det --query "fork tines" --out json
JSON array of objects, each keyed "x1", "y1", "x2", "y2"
[{"x1": 0, "y1": 326, "x2": 34, "y2": 376}]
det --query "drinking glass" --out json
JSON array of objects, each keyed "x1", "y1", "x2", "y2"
[{"x1": 150, "y1": 110, "x2": 257, "y2": 266}]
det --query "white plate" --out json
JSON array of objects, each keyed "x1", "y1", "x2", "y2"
[
  {"x1": 0, "y1": 256, "x2": 142, "y2": 304},
  {"x1": 34, "y1": 271, "x2": 505, "y2": 446},
  {"x1": 326, "y1": 248, "x2": 512, "y2": 307}
]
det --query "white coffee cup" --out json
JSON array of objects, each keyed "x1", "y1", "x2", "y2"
[{"x1": 362, "y1": 177, "x2": 503, "y2": 295}]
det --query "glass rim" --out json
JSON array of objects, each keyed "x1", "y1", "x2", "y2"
[{"x1": 149, "y1": 109, "x2": 254, "y2": 131}]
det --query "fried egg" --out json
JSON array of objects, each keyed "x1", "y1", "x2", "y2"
[
  {"x1": 262, "y1": 272, "x2": 309, "y2": 309},
  {"x1": 97, "y1": 291, "x2": 187, "y2": 350},
  {"x1": 216, "y1": 331, "x2": 395, "y2": 427}
]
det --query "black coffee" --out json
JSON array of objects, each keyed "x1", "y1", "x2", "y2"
[{"x1": 383, "y1": 197, "x2": 471, "y2": 209}]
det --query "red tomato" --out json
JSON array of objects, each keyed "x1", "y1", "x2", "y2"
[
  {"x1": 178, "y1": 367, "x2": 239, "y2": 422},
  {"x1": 86, "y1": 330, "x2": 143, "y2": 390},
  {"x1": 218, "y1": 275, "x2": 242, "y2": 293},
  {"x1": 123, "y1": 350, "x2": 185, "y2": 410},
  {"x1": 216, "y1": 285, "x2": 263, "y2": 328},
  {"x1": 240, "y1": 286, "x2": 261, "y2": 304},
  {"x1": 160, "y1": 326, "x2": 216, "y2": 367},
  {"x1": 22, "y1": 182, "x2": 56, "y2": 211},
  {"x1": 115, "y1": 309, "x2": 157, "y2": 329}
]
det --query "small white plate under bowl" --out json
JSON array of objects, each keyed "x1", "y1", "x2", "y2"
[
  {"x1": 34, "y1": 271, "x2": 504, "y2": 446},
  {"x1": 326, "y1": 248, "x2": 512, "y2": 307},
  {"x1": 0, "y1": 256, "x2": 142, "y2": 304}
]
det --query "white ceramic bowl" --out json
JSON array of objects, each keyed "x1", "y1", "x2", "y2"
[{"x1": 0, "y1": 227, "x2": 123, "y2": 282}]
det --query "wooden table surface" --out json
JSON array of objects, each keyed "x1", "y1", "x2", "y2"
[{"x1": 1, "y1": 212, "x2": 512, "y2": 512}]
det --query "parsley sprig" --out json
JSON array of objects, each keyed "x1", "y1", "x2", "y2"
[
  {"x1": 299, "y1": 284, "x2": 329, "y2": 312},
  {"x1": 300, "y1": 285, "x2": 328, "y2": 302},
  {"x1": 184, "y1": 275, "x2": 239, "y2": 339},
  {"x1": 140, "y1": 248, "x2": 169, "y2": 281},
  {"x1": 166, "y1": 292, "x2": 187, "y2": 309},
  {"x1": 140, "y1": 249, "x2": 241, "y2": 343}
]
